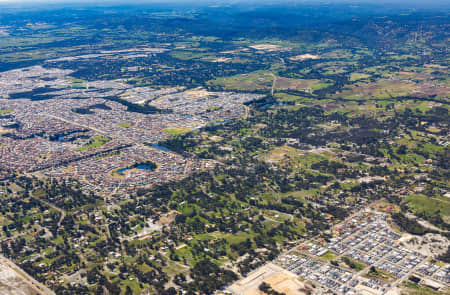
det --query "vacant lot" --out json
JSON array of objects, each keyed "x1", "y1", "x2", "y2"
[
  {"x1": 209, "y1": 71, "x2": 331, "y2": 92},
  {"x1": 227, "y1": 263, "x2": 307, "y2": 295},
  {"x1": 275, "y1": 77, "x2": 332, "y2": 92},
  {"x1": 405, "y1": 194, "x2": 450, "y2": 220},
  {"x1": 289, "y1": 54, "x2": 319, "y2": 61},
  {"x1": 335, "y1": 78, "x2": 449, "y2": 100},
  {"x1": 208, "y1": 71, "x2": 273, "y2": 91},
  {"x1": 249, "y1": 44, "x2": 284, "y2": 51}
]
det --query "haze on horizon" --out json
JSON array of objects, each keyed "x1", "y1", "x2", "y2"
[{"x1": 0, "y1": 0, "x2": 447, "y2": 5}]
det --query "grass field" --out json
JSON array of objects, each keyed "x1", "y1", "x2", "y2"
[
  {"x1": 170, "y1": 50, "x2": 213, "y2": 60},
  {"x1": 208, "y1": 70, "x2": 332, "y2": 93},
  {"x1": 401, "y1": 281, "x2": 443, "y2": 295},
  {"x1": 69, "y1": 78, "x2": 86, "y2": 83},
  {"x1": 365, "y1": 267, "x2": 396, "y2": 282},
  {"x1": 349, "y1": 73, "x2": 370, "y2": 82},
  {"x1": 405, "y1": 194, "x2": 450, "y2": 218},
  {"x1": 76, "y1": 136, "x2": 111, "y2": 152},
  {"x1": 275, "y1": 77, "x2": 332, "y2": 92},
  {"x1": 320, "y1": 250, "x2": 336, "y2": 261},
  {"x1": 0, "y1": 109, "x2": 14, "y2": 114},
  {"x1": 71, "y1": 83, "x2": 85, "y2": 89},
  {"x1": 163, "y1": 128, "x2": 191, "y2": 135},
  {"x1": 341, "y1": 257, "x2": 366, "y2": 271},
  {"x1": 118, "y1": 123, "x2": 131, "y2": 128},
  {"x1": 335, "y1": 77, "x2": 448, "y2": 100},
  {"x1": 208, "y1": 71, "x2": 273, "y2": 91}
]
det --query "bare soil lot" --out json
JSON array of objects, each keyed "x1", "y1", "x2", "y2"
[{"x1": 227, "y1": 263, "x2": 307, "y2": 295}]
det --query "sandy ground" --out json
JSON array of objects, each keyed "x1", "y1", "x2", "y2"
[
  {"x1": 289, "y1": 54, "x2": 320, "y2": 61},
  {"x1": 0, "y1": 261, "x2": 39, "y2": 295},
  {"x1": 214, "y1": 57, "x2": 232, "y2": 63},
  {"x1": 249, "y1": 44, "x2": 285, "y2": 52},
  {"x1": 0, "y1": 126, "x2": 9, "y2": 135},
  {"x1": 399, "y1": 233, "x2": 449, "y2": 258},
  {"x1": 265, "y1": 272, "x2": 307, "y2": 295},
  {"x1": 184, "y1": 88, "x2": 211, "y2": 99},
  {"x1": 385, "y1": 287, "x2": 402, "y2": 295},
  {"x1": 354, "y1": 284, "x2": 383, "y2": 295},
  {"x1": 227, "y1": 263, "x2": 307, "y2": 295},
  {"x1": 358, "y1": 176, "x2": 385, "y2": 183}
]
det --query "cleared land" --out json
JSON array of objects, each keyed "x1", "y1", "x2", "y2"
[
  {"x1": 227, "y1": 263, "x2": 307, "y2": 295},
  {"x1": 335, "y1": 78, "x2": 449, "y2": 100},
  {"x1": 289, "y1": 54, "x2": 320, "y2": 61},
  {"x1": 0, "y1": 255, "x2": 54, "y2": 295},
  {"x1": 209, "y1": 71, "x2": 331, "y2": 92},
  {"x1": 249, "y1": 44, "x2": 285, "y2": 51}
]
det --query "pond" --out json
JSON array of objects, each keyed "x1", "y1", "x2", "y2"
[
  {"x1": 209, "y1": 119, "x2": 231, "y2": 126},
  {"x1": 150, "y1": 143, "x2": 171, "y2": 152},
  {"x1": 56, "y1": 132, "x2": 78, "y2": 142},
  {"x1": 116, "y1": 162, "x2": 157, "y2": 175}
]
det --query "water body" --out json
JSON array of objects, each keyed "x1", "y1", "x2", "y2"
[
  {"x1": 217, "y1": 119, "x2": 231, "y2": 124},
  {"x1": 116, "y1": 167, "x2": 127, "y2": 174},
  {"x1": 116, "y1": 163, "x2": 155, "y2": 174},
  {"x1": 57, "y1": 135, "x2": 67, "y2": 142},
  {"x1": 57, "y1": 131, "x2": 78, "y2": 142},
  {"x1": 177, "y1": 113, "x2": 193, "y2": 118},
  {"x1": 209, "y1": 119, "x2": 231, "y2": 126},
  {"x1": 151, "y1": 143, "x2": 171, "y2": 152}
]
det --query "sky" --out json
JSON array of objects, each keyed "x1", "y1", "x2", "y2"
[
  {"x1": 0, "y1": 0, "x2": 443, "y2": 2},
  {"x1": 0, "y1": 0, "x2": 447, "y2": 8}
]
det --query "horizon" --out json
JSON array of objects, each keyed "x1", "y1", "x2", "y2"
[{"x1": 0, "y1": 0, "x2": 448, "y2": 5}]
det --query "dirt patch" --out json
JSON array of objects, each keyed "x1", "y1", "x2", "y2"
[
  {"x1": 289, "y1": 54, "x2": 320, "y2": 61},
  {"x1": 184, "y1": 88, "x2": 211, "y2": 99},
  {"x1": 275, "y1": 77, "x2": 327, "y2": 92},
  {"x1": 0, "y1": 127, "x2": 9, "y2": 135},
  {"x1": 209, "y1": 135, "x2": 223, "y2": 142},
  {"x1": 213, "y1": 57, "x2": 232, "y2": 63},
  {"x1": 265, "y1": 272, "x2": 307, "y2": 295},
  {"x1": 249, "y1": 44, "x2": 287, "y2": 52},
  {"x1": 399, "y1": 233, "x2": 449, "y2": 258},
  {"x1": 228, "y1": 263, "x2": 284, "y2": 294},
  {"x1": 158, "y1": 210, "x2": 179, "y2": 226},
  {"x1": 227, "y1": 263, "x2": 308, "y2": 295},
  {"x1": 0, "y1": 261, "x2": 39, "y2": 295},
  {"x1": 221, "y1": 48, "x2": 250, "y2": 54},
  {"x1": 336, "y1": 79, "x2": 449, "y2": 99},
  {"x1": 264, "y1": 148, "x2": 288, "y2": 163},
  {"x1": 175, "y1": 244, "x2": 187, "y2": 250}
]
